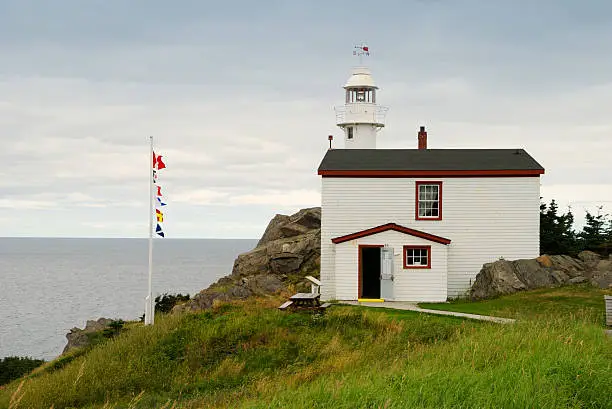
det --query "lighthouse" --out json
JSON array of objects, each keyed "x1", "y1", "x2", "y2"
[{"x1": 335, "y1": 46, "x2": 388, "y2": 149}]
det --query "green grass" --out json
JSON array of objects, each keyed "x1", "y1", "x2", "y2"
[
  {"x1": 1, "y1": 288, "x2": 611, "y2": 409},
  {"x1": 420, "y1": 284, "x2": 612, "y2": 324}
]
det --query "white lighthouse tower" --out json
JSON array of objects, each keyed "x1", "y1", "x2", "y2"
[{"x1": 335, "y1": 45, "x2": 388, "y2": 149}]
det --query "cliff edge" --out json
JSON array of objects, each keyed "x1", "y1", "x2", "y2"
[{"x1": 175, "y1": 207, "x2": 321, "y2": 312}]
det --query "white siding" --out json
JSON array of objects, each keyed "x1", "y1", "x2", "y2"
[
  {"x1": 335, "y1": 230, "x2": 448, "y2": 301},
  {"x1": 321, "y1": 177, "x2": 540, "y2": 299}
]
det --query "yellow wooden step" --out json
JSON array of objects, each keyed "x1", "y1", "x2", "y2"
[{"x1": 358, "y1": 298, "x2": 384, "y2": 303}]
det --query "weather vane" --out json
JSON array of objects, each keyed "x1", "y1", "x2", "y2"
[{"x1": 353, "y1": 43, "x2": 370, "y2": 65}]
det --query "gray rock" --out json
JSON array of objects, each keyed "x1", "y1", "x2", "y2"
[
  {"x1": 596, "y1": 260, "x2": 612, "y2": 272},
  {"x1": 548, "y1": 255, "x2": 586, "y2": 277},
  {"x1": 177, "y1": 207, "x2": 321, "y2": 313},
  {"x1": 246, "y1": 274, "x2": 284, "y2": 294},
  {"x1": 591, "y1": 272, "x2": 612, "y2": 289},
  {"x1": 231, "y1": 229, "x2": 320, "y2": 279},
  {"x1": 270, "y1": 252, "x2": 304, "y2": 274},
  {"x1": 470, "y1": 260, "x2": 527, "y2": 300},
  {"x1": 513, "y1": 259, "x2": 557, "y2": 288},
  {"x1": 63, "y1": 318, "x2": 114, "y2": 354},
  {"x1": 257, "y1": 207, "x2": 321, "y2": 247},
  {"x1": 568, "y1": 276, "x2": 588, "y2": 284},
  {"x1": 578, "y1": 250, "x2": 601, "y2": 264},
  {"x1": 550, "y1": 270, "x2": 570, "y2": 284},
  {"x1": 471, "y1": 252, "x2": 610, "y2": 300}
]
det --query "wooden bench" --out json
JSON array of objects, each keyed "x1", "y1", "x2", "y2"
[
  {"x1": 278, "y1": 293, "x2": 333, "y2": 312},
  {"x1": 305, "y1": 275, "x2": 322, "y2": 294},
  {"x1": 290, "y1": 292, "x2": 321, "y2": 308},
  {"x1": 605, "y1": 296, "x2": 612, "y2": 327},
  {"x1": 278, "y1": 301, "x2": 294, "y2": 310}
]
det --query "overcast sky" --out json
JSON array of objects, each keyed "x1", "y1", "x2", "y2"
[{"x1": 1, "y1": 0, "x2": 611, "y2": 238}]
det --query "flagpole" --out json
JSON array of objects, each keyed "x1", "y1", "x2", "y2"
[{"x1": 146, "y1": 136, "x2": 155, "y2": 325}]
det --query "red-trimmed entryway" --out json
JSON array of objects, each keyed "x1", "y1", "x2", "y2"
[{"x1": 358, "y1": 244, "x2": 383, "y2": 298}]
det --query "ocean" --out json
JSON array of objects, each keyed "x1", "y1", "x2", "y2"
[{"x1": 0, "y1": 238, "x2": 257, "y2": 361}]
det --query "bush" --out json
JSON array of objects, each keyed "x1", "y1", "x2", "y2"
[
  {"x1": 155, "y1": 293, "x2": 190, "y2": 314},
  {"x1": 102, "y1": 320, "x2": 125, "y2": 338},
  {"x1": 139, "y1": 293, "x2": 191, "y2": 322},
  {"x1": 0, "y1": 356, "x2": 44, "y2": 385}
]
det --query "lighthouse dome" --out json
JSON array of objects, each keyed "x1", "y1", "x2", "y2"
[{"x1": 344, "y1": 66, "x2": 378, "y2": 89}]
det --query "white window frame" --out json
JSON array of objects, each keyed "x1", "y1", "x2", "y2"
[
  {"x1": 416, "y1": 182, "x2": 442, "y2": 220},
  {"x1": 403, "y1": 246, "x2": 431, "y2": 269}
]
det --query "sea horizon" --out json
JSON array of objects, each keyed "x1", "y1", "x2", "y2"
[{"x1": 0, "y1": 237, "x2": 258, "y2": 360}]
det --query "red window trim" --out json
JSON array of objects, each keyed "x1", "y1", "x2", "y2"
[
  {"x1": 415, "y1": 181, "x2": 443, "y2": 221},
  {"x1": 403, "y1": 245, "x2": 432, "y2": 269}
]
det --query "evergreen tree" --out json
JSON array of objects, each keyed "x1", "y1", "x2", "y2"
[
  {"x1": 579, "y1": 207, "x2": 611, "y2": 254},
  {"x1": 539, "y1": 199, "x2": 579, "y2": 255}
]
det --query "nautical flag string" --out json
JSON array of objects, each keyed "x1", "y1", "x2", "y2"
[
  {"x1": 156, "y1": 223, "x2": 165, "y2": 238},
  {"x1": 146, "y1": 140, "x2": 167, "y2": 326},
  {"x1": 153, "y1": 150, "x2": 167, "y2": 237}
]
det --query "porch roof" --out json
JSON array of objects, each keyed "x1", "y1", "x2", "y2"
[{"x1": 331, "y1": 223, "x2": 452, "y2": 245}]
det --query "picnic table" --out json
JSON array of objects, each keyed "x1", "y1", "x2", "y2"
[
  {"x1": 290, "y1": 292, "x2": 321, "y2": 308},
  {"x1": 278, "y1": 292, "x2": 331, "y2": 311}
]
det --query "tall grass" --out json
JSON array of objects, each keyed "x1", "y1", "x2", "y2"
[
  {"x1": 241, "y1": 317, "x2": 612, "y2": 409},
  {"x1": 421, "y1": 284, "x2": 612, "y2": 324},
  {"x1": 1, "y1": 291, "x2": 610, "y2": 409},
  {"x1": 0, "y1": 300, "x2": 467, "y2": 409}
]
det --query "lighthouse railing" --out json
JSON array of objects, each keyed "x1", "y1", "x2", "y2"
[{"x1": 335, "y1": 105, "x2": 388, "y2": 126}]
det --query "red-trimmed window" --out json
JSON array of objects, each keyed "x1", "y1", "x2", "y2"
[
  {"x1": 416, "y1": 181, "x2": 442, "y2": 220},
  {"x1": 403, "y1": 246, "x2": 431, "y2": 269}
]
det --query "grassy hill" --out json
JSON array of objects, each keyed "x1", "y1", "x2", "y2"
[{"x1": 1, "y1": 286, "x2": 611, "y2": 409}]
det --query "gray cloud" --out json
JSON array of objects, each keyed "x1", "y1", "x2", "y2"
[{"x1": 1, "y1": 1, "x2": 611, "y2": 237}]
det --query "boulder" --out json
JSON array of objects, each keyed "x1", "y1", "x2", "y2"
[
  {"x1": 569, "y1": 276, "x2": 588, "y2": 284},
  {"x1": 578, "y1": 250, "x2": 601, "y2": 264},
  {"x1": 63, "y1": 318, "x2": 114, "y2": 354},
  {"x1": 470, "y1": 260, "x2": 527, "y2": 299},
  {"x1": 471, "y1": 252, "x2": 612, "y2": 300},
  {"x1": 177, "y1": 207, "x2": 321, "y2": 313},
  {"x1": 257, "y1": 207, "x2": 321, "y2": 246}
]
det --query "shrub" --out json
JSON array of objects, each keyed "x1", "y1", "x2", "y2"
[
  {"x1": 0, "y1": 356, "x2": 44, "y2": 385},
  {"x1": 155, "y1": 293, "x2": 190, "y2": 314},
  {"x1": 102, "y1": 320, "x2": 125, "y2": 338}
]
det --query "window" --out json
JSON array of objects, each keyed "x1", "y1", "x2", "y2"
[
  {"x1": 347, "y1": 127, "x2": 354, "y2": 139},
  {"x1": 356, "y1": 89, "x2": 366, "y2": 102},
  {"x1": 416, "y1": 181, "x2": 442, "y2": 220},
  {"x1": 403, "y1": 246, "x2": 431, "y2": 269}
]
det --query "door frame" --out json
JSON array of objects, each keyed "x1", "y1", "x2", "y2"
[{"x1": 358, "y1": 244, "x2": 383, "y2": 298}]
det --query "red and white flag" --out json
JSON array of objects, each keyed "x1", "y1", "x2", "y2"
[
  {"x1": 353, "y1": 44, "x2": 370, "y2": 56},
  {"x1": 153, "y1": 152, "x2": 166, "y2": 170}
]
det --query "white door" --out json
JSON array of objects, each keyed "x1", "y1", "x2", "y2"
[{"x1": 380, "y1": 246, "x2": 394, "y2": 300}]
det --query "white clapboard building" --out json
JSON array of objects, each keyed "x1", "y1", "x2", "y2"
[{"x1": 318, "y1": 64, "x2": 545, "y2": 302}]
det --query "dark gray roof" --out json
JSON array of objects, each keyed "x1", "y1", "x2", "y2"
[{"x1": 318, "y1": 149, "x2": 544, "y2": 171}]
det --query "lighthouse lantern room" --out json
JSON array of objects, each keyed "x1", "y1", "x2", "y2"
[{"x1": 335, "y1": 46, "x2": 387, "y2": 149}]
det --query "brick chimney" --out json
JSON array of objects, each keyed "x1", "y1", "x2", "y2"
[{"x1": 418, "y1": 126, "x2": 428, "y2": 150}]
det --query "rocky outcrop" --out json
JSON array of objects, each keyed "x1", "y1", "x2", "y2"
[
  {"x1": 175, "y1": 207, "x2": 321, "y2": 312},
  {"x1": 470, "y1": 251, "x2": 612, "y2": 299},
  {"x1": 63, "y1": 318, "x2": 114, "y2": 354}
]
